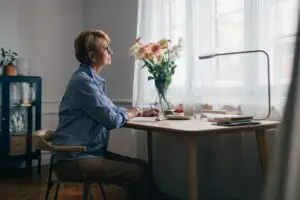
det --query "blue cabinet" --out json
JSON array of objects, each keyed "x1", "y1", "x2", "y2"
[{"x1": 0, "y1": 75, "x2": 42, "y2": 174}]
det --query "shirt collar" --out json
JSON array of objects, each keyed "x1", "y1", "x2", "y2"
[{"x1": 79, "y1": 63, "x2": 106, "y2": 83}]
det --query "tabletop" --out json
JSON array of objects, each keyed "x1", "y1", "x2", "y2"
[{"x1": 124, "y1": 118, "x2": 280, "y2": 135}]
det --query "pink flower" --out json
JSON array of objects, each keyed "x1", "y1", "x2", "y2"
[
  {"x1": 156, "y1": 55, "x2": 163, "y2": 62},
  {"x1": 151, "y1": 44, "x2": 161, "y2": 55},
  {"x1": 137, "y1": 47, "x2": 147, "y2": 58},
  {"x1": 136, "y1": 37, "x2": 142, "y2": 43}
]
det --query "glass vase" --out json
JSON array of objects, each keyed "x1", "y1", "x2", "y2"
[{"x1": 154, "y1": 79, "x2": 172, "y2": 116}]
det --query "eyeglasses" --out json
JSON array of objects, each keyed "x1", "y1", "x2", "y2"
[{"x1": 104, "y1": 45, "x2": 113, "y2": 55}]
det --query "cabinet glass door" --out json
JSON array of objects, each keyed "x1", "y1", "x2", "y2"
[
  {"x1": 9, "y1": 82, "x2": 31, "y2": 135},
  {"x1": 9, "y1": 82, "x2": 35, "y2": 155},
  {"x1": 0, "y1": 81, "x2": 2, "y2": 134}
]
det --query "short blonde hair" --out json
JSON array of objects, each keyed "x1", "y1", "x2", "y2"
[{"x1": 74, "y1": 30, "x2": 110, "y2": 64}]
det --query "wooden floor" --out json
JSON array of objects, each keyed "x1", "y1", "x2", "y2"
[{"x1": 0, "y1": 166, "x2": 128, "y2": 200}]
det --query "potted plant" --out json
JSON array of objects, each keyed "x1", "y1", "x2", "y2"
[{"x1": 0, "y1": 48, "x2": 18, "y2": 76}]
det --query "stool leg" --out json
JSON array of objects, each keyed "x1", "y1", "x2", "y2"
[
  {"x1": 37, "y1": 156, "x2": 42, "y2": 176},
  {"x1": 99, "y1": 182, "x2": 107, "y2": 200},
  {"x1": 88, "y1": 183, "x2": 94, "y2": 200},
  {"x1": 44, "y1": 182, "x2": 54, "y2": 200},
  {"x1": 54, "y1": 183, "x2": 60, "y2": 200},
  {"x1": 83, "y1": 183, "x2": 88, "y2": 200}
]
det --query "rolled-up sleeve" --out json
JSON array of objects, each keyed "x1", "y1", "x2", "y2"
[
  {"x1": 75, "y1": 77, "x2": 128, "y2": 129},
  {"x1": 114, "y1": 107, "x2": 128, "y2": 114}
]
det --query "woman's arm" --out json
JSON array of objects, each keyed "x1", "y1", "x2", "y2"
[
  {"x1": 75, "y1": 77, "x2": 141, "y2": 129},
  {"x1": 115, "y1": 107, "x2": 159, "y2": 118},
  {"x1": 112, "y1": 105, "x2": 142, "y2": 119}
]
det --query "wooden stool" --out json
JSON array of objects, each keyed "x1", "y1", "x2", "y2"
[{"x1": 32, "y1": 130, "x2": 107, "y2": 200}]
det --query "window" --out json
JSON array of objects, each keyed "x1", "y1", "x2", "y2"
[
  {"x1": 213, "y1": 0, "x2": 244, "y2": 83},
  {"x1": 216, "y1": 0, "x2": 243, "y2": 14},
  {"x1": 268, "y1": 0, "x2": 298, "y2": 84},
  {"x1": 145, "y1": 0, "x2": 298, "y2": 109},
  {"x1": 168, "y1": 0, "x2": 186, "y2": 86},
  {"x1": 167, "y1": 0, "x2": 297, "y2": 88},
  {"x1": 135, "y1": 0, "x2": 298, "y2": 114}
]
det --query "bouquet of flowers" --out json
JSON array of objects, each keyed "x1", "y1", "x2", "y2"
[{"x1": 130, "y1": 37, "x2": 183, "y2": 110}]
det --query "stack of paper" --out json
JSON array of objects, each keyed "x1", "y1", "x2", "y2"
[
  {"x1": 203, "y1": 113, "x2": 253, "y2": 123},
  {"x1": 130, "y1": 117, "x2": 159, "y2": 122}
]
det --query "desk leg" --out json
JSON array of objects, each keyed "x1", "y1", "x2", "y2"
[
  {"x1": 147, "y1": 131, "x2": 153, "y2": 175},
  {"x1": 189, "y1": 136, "x2": 198, "y2": 200},
  {"x1": 255, "y1": 129, "x2": 268, "y2": 182}
]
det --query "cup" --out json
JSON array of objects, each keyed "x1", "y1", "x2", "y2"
[
  {"x1": 21, "y1": 83, "x2": 30, "y2": 104},
  {"x1": 16, "y1": 58, "x2": 29, "y2": 76},
  {"x1": 193, "y1": 102, "x2": 203, "y2": 119}
]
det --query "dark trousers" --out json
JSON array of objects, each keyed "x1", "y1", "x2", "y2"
[{"x1": 54, "y1": 151, "x2": 162, "y2": 200}]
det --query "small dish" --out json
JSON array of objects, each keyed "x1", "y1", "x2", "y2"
[
  {"x1": 166, "y1": 115, "x2": 192, "y2": 120},
  {"x1": 173, "y1": 112, "x2": 184, "y2": 116}
]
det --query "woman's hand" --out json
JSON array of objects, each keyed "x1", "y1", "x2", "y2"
[
  {"x1": 141, "y1": 109, "x2": 159, "y2": 117},
  {"x1": 126, "y1": 108, "x2": 159, "y2": 119},
  {"x1": 126, "y1": 108, "x2": 141, "y2": 119}
]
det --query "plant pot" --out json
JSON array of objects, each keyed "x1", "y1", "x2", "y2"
[{"x1": 5, "y1": 65, "x2": 17, "y2": 76}]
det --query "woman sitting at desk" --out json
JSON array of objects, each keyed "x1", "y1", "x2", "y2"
[{"x1": 52, "y1": 30, "x2": 166, "y2": 200}]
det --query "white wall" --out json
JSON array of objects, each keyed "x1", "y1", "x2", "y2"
[
  {"x1": 0, "y1": 0, "x2": 83, "y2": 129},
  {"x1": 83, "y1": 0, "x2": 140, "y2": 158},
  {"x1": 83, "y1": 0, "x2": 138, "y2": 101},
  {"x1": 0, "y1": 0, "x2": 18, "y2": 51}
]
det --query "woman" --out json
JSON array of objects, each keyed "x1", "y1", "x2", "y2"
[{"x1": 52, "y1": 30, "x2": 165, "y2": 200}]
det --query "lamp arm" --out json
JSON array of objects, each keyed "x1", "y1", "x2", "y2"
[
  {"x1": 262, "y1": 50, "x2": 272, "y2": 120},
  {"x1": 213, "y1": 50, "x2": 271, "y2": 119}
]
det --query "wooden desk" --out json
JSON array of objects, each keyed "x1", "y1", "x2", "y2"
[{"x1": 125, "y1": 119, "x2": 279, "y2": 200}]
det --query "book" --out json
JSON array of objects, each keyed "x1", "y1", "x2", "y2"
[
  {"x1": 215, "y1": 121, "x2": 261, "y2": 126},
  {"x1": 203, "y1": 113, "x2": 253, "y2": 123}
]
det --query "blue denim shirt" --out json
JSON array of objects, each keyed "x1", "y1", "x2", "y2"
[{"x1": 51, "y1": 64, "x2": 128, "y2": 162}]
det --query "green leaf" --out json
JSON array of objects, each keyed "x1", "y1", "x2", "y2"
[
  {"x1": 148, "y1": 76, "x2": 155, "y2": 81},
  {"x1": 170, "y1": 67, "x2": 175, "y2": 75},
  {"x1": 0, "y1": 47, "x2": 18, "y2": 66}
]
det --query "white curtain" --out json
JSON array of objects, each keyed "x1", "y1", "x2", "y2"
[{"x1": 133, "y1": 0, "x2": 298, "y2": 199}]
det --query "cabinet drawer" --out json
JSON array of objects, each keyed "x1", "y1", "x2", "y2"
[{"x1": 10, "y1": 136, "x2": 27, "y2": 155}]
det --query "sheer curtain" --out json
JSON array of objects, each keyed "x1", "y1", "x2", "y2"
[{"x1": 133, "y1": 0, "x2": 298, "y2": 199}]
